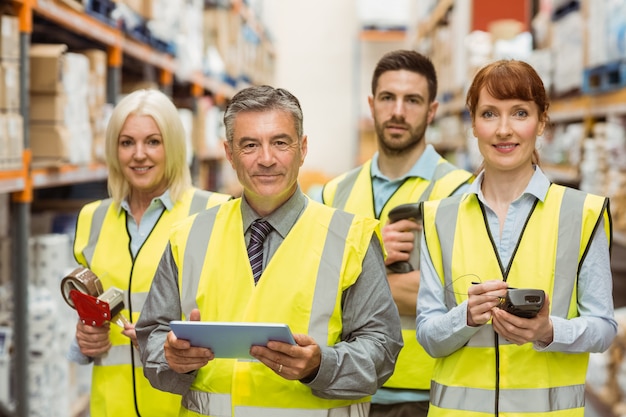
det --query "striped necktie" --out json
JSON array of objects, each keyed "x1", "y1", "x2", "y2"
[{"x1": 247, "y1": 220, "x2": 273, "y2": 284}]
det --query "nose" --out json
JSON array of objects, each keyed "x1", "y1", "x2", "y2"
[
  {"x1": 391, "y1": 98, "x2": 405, "y2": 118},
  {"x1": 134, "y1": 142, "x2": 147, "y2": 159},
  {"x1": 257, "y1": 143, "x2": 275, "y2": 166},
  {"x1": 496, "y1": 117, "x2": 512, "y2": 137}
]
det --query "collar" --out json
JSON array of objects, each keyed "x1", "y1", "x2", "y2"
[
  {"x1": 468, "y1": 166, "x2": 550, "y2": 203},
  {"x1": 118, "y1": 189, "x2": 174, "y2": 215},
  {"x1": 241, "y1": 187, "x2": 307, "y2": 239},
  {"x1": 370, "y1": 144, "x2": 442, "y2": 182}
]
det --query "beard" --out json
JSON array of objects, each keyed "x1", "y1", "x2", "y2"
[{"x1": 375, "y1": 116, "x2": 427, "y2": 157}]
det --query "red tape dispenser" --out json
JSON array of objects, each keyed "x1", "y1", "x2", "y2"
[{"x1": 61, "y1": 267, "x2": 128, "y2": 327}]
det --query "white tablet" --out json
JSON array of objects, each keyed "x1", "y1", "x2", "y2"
[{"x1": 169, "y1": 321, "x2": 296, "y2": 359}]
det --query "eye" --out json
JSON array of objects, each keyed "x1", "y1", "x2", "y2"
[
  {"x1": 379, "y1": 94, "x2": 393, "y2": 101},
  {"x1": 407, "y1": 97, "x2": 420, "y2": 105},
  {"x1": 274, "y1": 140, "x2": 290, "y2": 149},
  {"x1": 514, "y1": 109, "x2": 528, "y2": 118},
  {"x1": 481, "y1": 110, "x2": 495, "y2": 119},
  {"x1": 239, "y1": 142, "x2": 259, "y2": 153},
  {"x1": 119, "y1": 138, "x2": 133, "y2": 147},
  {"x1": 147, "y1": 137, "x2": 162, "y2": 146}
]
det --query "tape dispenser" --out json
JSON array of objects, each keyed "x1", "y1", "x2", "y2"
[{"x1": 61, "y1": 267, "x2": 128, "y2": 327}]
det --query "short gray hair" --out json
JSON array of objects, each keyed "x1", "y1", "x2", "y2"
[{"x1": 223, "y1": 85, "x2": 303, "y2": 142}]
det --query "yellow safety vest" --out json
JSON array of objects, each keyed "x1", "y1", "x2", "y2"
[
  {"x1": 73, "y1": 188, "x2": 231, "y2": 417},
  {"x1": 422, "y1": 184, "x2": 611, "y2": 417},
  {"x1": 171, "y1": 198, "x2": 380, "y2": 417},
  {"x1": 321, "y1": 158, "x2": 473, "y2": 389}
]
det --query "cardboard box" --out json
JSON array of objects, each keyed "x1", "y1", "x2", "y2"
[
  {"x1": 30, "y1": 44, "x2": 68, "y2": 93},
  {"x1": 0, "y1": 60, "x2": 19, "y2": 110},
  {"x1": 30, "y1": 93, "x2": 68, "y2": 122},
  {"x1": 30, "y1": 122, "x2": 71, "y2": 161},
  {"x1": 2, "y1": 112, "x2": 23, "y2": 170},
  {"x1": 0, "y1": 15, "x2": 19, "y2": 60},
  {"x1": 121, "y1": 0, "x2": 153, "y2": 20}
]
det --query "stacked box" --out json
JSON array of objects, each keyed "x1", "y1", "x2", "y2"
[
  {"x1": 551, "y1": 10, "x2": 585, "y2": 95},
  {"x1": 0, "y1": 13, "x2": 21, "y2": 171},
  {"x1": 78, "y1": 49, "x2": 108, "y2": 163},
  {"x1": 29, "y1": 44, "x2": 93, "y2": 165}
]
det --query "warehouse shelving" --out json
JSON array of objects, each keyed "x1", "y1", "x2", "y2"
[{"x1": 2, "y1": 1, "x2": 274, "y2": 415}]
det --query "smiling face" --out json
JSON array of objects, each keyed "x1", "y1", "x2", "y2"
[
  {"x1": 224, "y1": 109, "x2": 307, "y2": 216},
  {"x1": 117, "y1": 114, "x2": 168, "y2": 201},
  {"x1": 472, "y1": 88, "x2": 545, "y2": 175},
  {"x1": 368, "y1": 69, "x2": 438, "y2": 156}
]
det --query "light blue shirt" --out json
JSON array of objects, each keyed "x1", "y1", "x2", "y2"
[
  {"x1": 416, "y1": 167, "x2": 617, "y2": 360},
  {"x1": 313, "y1": 145, "x2": 470, "y2": 404},
  {"x1": 311, "y1": 145, "x2": 469, "y2": 215},
  {"x1": 120, "y1": 191, "x2": 173, "y2": 258},
  {"x1": 370, "y1": 145, "x2": 448, "y2": 217},
  {"x1": 67, "y1": 191, "x2": 173, "y2": 363}
]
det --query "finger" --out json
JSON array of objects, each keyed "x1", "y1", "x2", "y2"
[{"x1": 189, "y1": 309, "x2": 201, "y2": 321}]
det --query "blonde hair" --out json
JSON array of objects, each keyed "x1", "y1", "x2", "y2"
[{"x1": 105, "y1": 89, "x2": 192, "y2": 204}]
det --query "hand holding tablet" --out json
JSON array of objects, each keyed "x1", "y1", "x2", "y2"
[{"x1": 170, "y1": 321, "x2": 296, "y2": 359}]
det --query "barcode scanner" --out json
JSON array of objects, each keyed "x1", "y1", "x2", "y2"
[{"x1": 387, "y1": 203, "x2": 422, "y2": 273}]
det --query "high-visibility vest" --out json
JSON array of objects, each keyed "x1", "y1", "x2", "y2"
[
  {"x1": 73, "y1": 188, "x2": 231, "y2": 417},
  {"x1": 171, "y1": 198, "x2": 380, "y2": 417},
  {"x1": 321, "y1": 158, "x2": 473, "y2": 389},
  {"x1": 421, "y1": 184, "x2": 611, "y2": 416}
]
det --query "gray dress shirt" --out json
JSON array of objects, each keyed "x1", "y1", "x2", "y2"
[{"x1": 136, "y1": 187, "x2": 403, "y2": 399}]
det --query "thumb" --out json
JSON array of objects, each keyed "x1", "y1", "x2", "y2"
[{"x1": 189, "y1": 308, "x2": 201, "y2": 321}]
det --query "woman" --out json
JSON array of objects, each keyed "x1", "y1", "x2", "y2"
[
  {"x1": 70, "y1": 89, "x2": 232, "y2": 417},
  {"x1": 416, "y1": 60, "x2": 616, "y2": 416}
]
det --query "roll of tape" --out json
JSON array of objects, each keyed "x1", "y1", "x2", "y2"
[{"x1": 60, "y1": 267, "x2": 103, "y2": 309}]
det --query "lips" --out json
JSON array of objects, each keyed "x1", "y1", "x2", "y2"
[{"x1": 493, "y1": 143, "x2": 519, "y2": 154}]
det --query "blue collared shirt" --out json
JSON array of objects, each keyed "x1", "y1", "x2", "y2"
[
  {"x1": 68, "y1": 190, "x2": 173, "y2": 363},
  {"x1": 417, "y1": 167, "x2": 617, "y2": 359},
  {"x1": 120, "y1": 190, "x2": 173, "y2": 258}
]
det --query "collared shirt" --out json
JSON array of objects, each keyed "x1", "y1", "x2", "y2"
[
  {"x1": 416, "y1": 167, "x2": 617, "y2": 358},
  {"x1": 120, "y1": 191, "x2": 173, "y2": 258},
  {"x1": 136, "y1": 186, "x2": 403, "y2": 399},
  {"x1": 68, "y1": 190, "x2": 173, "y2": 363},
  {"x1": 314, "y1": 145, "x2": 470, "y2": 404},
  {"x1": 370, "y1": 144, "x2": 446, "y2": 217},
  {"x1": 240, "y1": 187, "x2": 306, "y2": 267}
]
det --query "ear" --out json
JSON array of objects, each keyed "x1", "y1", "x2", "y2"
[
  {"x1": 223, "y1": 140, "x2": 235, "y2": 168},
  {"x1": 427, "y1": 101, "x2": 439, "y2": 124},
  {"x1": 367, "y1": 95, "x2": 375, "y2": 118},
  {"x1": 300, "y1": 135, "x2": 308, "y2": 166},
  {"x1": 537, "y1": 113, "x2": 547, "y2": 136}
]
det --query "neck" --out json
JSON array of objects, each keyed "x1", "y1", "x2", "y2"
[
  {"x1": 481, "y1": 166, "x2": 534, "y2": 207},
  {"x1": 377, "y1": 142, "x2": 426, "y2": 180}
]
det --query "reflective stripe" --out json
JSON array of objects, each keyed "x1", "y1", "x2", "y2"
[
  {"x1": 236, "y1": 403, "x2": 369, "y2": 417},
  {"x1": 84, "y1": 199, "x2": 112, "y2": 265},
  {"x1": 129, "y1": 290, "x2": 148, "y2": 313},
  {"x1": 189, "y1": 190, "x2": 211, "y2": 215},
  {"x1": 552, "y1": 188, "x2": 585, "y2": 318},
  {"x1": 434, "y1": 196, "x2": 461, "y2": 310},
  {"x1": 182, "y1": 391, "x2": 369, "y2": 417},
  {"x1": 309, "y1": 210, "x2": 352, "y2": 342},
  {"x1": 181, "y1": 209, "x2": 218, "y2": 315},
  {"x1": 94, "y1": 343, "x2": 140, "y2": 366},
  {"x1": 333, "y1": 166, "x2": 362, "y2": 210},
  {"x1": 183, "y1": 391, "x2": 231, "y2": 417},
  {"x1": 431, "y1": 381, "x2": 584, "y2": 413},
  {"x1": 420, "y1": 162, "x2": 457, "y2": 201},
  {"x1": 399, "y1": 315, "x2": 415, "y2": 330}
]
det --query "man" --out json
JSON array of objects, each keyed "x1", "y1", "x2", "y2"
[
  {"x1": 136, "y1": 85, "x2": 403, "y2": 416},
  {"x1": 319, "y1": 50, "x2": 473, "y2": 417}
]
